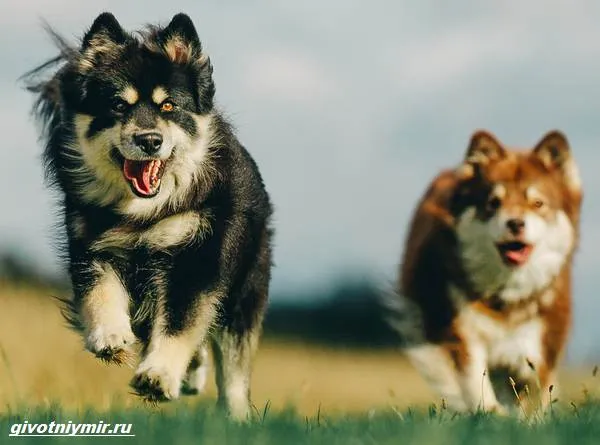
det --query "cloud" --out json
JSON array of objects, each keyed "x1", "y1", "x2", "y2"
[
  {"x1": 385, "y1": 27, "x2": 530, "y2": 92},
  {"x1": 241, "y1": 49, "x2": 339, "y2": 105}
]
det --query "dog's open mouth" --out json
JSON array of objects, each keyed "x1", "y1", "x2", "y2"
[
  {"x1": 122, "y1": 159, "x2": 166, "y2": 198},
  {"x1": 496, "y1": 241, "x2": 533, "y2": 266}
]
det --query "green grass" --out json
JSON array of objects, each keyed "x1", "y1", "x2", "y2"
[{"x1": 3, "y1": 401, "x2": 600, "y2": 445}]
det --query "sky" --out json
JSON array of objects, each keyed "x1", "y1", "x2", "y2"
[{"x1": 1, "y1": 0, "x2": 600, "y2": 361}]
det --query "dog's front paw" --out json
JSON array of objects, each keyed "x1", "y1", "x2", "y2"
[
  {"x1": 181, "y1": 347, "x2": 209, "y2": 396},
  {"x1": 85, "y1": 322, "x2": 136, "y2": 365},
  {"x1": 486, "y1": 404, "x2": 509, "y2": 417},
  {"x1": 130, "y1": 358, "x2": 183, "y2": 402},
  {"x1": 181, "y1": 364, "x2": 209, "y2": 395}
]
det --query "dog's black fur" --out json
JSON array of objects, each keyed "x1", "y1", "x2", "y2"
[{"x1": 23, "y1": 12, "x2": 273, "y2": 418}]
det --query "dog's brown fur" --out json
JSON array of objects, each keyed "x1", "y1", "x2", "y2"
[{"x1": 388, "y1": 130, "x2": 582, "y2": 415}]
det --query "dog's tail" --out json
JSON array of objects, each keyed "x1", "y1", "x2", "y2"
[
  {"x1": 20, "y1": 22, "x2": 78, "y2": 139},
  {"x1": 376, "y1": 280, "x2": 427, "y2": 348}
]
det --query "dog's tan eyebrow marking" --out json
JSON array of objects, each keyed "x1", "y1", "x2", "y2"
[
  {"x1": 152, "y1": 86, "x2": 169, "y2": 105},
  {"x1": 120, "y1": 86, "x2": 139, "y2": 105},
  {"x1": 492, "y1": 183, "x2": 506, "y2": 199},
  {"x1": 526, "y1": 186, "x2": 546, "y2": 201}
]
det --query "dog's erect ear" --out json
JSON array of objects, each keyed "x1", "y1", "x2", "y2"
[
  {"x1": 464, "y1": 130, "x2": 507, "y2": 165},
  {"x1": 532, "y1": 130, "x2": 581, "y2": 192},
  {"x1": 82, "y1": 12, "x2": 127, "y2": 49},
  {"x1": 159, "y1": 13, "x2": 202, "y2": 64},
  {"x1": 152, "y1": 13, "x2": 214, "y2": 111},
  {"x1": 163, "y1": 13, "x2": 201, "y2": 47},
  {"x1": 454, "y1": 130, "x2": 505, "y2": 181}
]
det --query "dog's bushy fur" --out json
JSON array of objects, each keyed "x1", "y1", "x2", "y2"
[
  {"x1": 385, "y1": 130, "x2": 582, "y2": 416},
  {"x1": 23, "y1": 12, "x2": 273, "y2": 420}
]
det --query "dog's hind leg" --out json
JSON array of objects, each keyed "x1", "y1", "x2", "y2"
[
  {"x1": 211, "y1": 325, "x2": 262, "y2": 421},
  {"x1": 181, "y1": 343, "x2": 210, "y2": 395},
  {"x1": 211, "y1": 225, "x2": 271, "y2": 421},
  {"x1": 403, "y1": 344, "x2": 468, "y2": 412}
]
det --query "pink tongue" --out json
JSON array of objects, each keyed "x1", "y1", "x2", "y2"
[
  {"x1": 123, "y1": 160, "x2": 154, "y2": 195},
  {"x1": 504, "y1": 247, "x2": 532, "y2": 265}
]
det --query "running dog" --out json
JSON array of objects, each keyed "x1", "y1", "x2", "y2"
[
  {"x1": 386, "y1": 130, "x2": 582, "y2": 415},
  {"x1": 24, "y1": 12, "x2": 274, "y2": 420}
]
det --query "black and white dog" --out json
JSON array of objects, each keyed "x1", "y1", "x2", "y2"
[{"x1": 24, "y1": 12, "x2": 274, "y2": 420}]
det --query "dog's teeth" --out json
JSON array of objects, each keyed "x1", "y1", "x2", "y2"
[
  {"x1": 149, "y1": 162, "x2": 157, "y2": 187},
  {"x1": 144, "y1": 160, "x2": 163, "y2": 190}
]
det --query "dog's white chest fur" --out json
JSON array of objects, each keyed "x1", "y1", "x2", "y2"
[
  {"x1": 89, "y1": 210, "x2": 211, "y2": 253},
  {"x1": 465, "y1": 310, "x2": 543, "y2": 370},
  {"x1": 454, "y1": 294, "x2": 544, "y2": 376}
]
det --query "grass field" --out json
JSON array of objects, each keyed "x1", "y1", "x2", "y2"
[
  {"x1": 1, "y1": 281, "x2": 600, "y2": 444},
  {"x1": 4, "y1": 402, "x2": 600, "y2": 444}
]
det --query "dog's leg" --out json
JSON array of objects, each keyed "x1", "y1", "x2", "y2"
[
  {"x1": 210, "y1": 229, "x2": 271, "y2": 422},
  {"x1": 538, "y1": 370, "x2": 557, "y2": 412},
  {"x1": 211, "y1": 326, "x2": 261, "y2": 422},
  {"x1": 455, "y1": 343, "x2": 505, "y2": 414},
  {"x1": 130, "y1": 292, "x2": 219, "y2": 402},
  {"x1": 388, "y1": 296, "x2": 468, "y2": 412},
  {"x1": 403, "y1": 344, "x2": 467, "y2": 412},
  {"x1": 77, "y1": 262, "x2": 135, "y2": 365},
  {"x1": 518, "y1": 365, "x2": 558, "y2": 420},
  {"x1": 182, "y1": 343, "x2": 210, "y2": 395}
]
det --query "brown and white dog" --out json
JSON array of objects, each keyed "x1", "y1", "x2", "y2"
[{"x1": 387, "y1": 130, "x2": 582, "y2": 415}]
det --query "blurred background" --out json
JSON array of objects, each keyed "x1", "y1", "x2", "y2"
[{"x1": 0, "y1": 0, "x2": 599, "y2": 414}]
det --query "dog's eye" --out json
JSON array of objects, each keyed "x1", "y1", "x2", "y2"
[
  {"x1": 486, "y1": 196, "x2": 502, "y2": 211},
  {"x1": 533, "y1": 199, "x2": 545, "y2": 209},
  {"x1": 160, "y1": 100, "x2": 176, "y2": 113},
  {"x1": 111, "y1": 99, "x2": 128, "y2": 114}
]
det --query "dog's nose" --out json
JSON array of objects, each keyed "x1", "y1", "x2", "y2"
[
  {"x1": 506, "y1": 218, "x2": 525, "y2": 235},
  {"x1": 133, "y1": 132, "x2": 163, "y2": 154}
]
